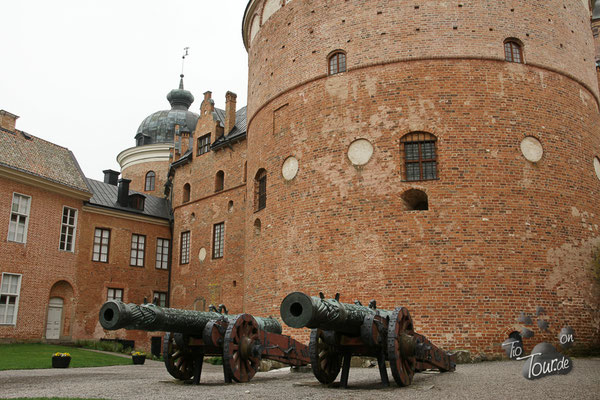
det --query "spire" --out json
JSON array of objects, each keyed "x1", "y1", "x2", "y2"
[{"x1": 166, "y1": 47, "x2": 193, "y2": 110}]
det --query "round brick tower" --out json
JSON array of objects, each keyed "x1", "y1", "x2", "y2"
[{"x1": 242, "y1": 0, "x2": 600, "y2": 353}]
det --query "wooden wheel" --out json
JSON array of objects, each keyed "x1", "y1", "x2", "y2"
[
  {"x1": 223, "y1": 314, "x2": 262, "y2": 382},
  {"x1": 309, "y1": 329, "x2": 342, "y2": 384},
  {"x1": 163, "y1": 332, "x2": 195, "y2": 380},
  {"x1": 387, "y1": 308, "x2": 416, "y2": 387}
]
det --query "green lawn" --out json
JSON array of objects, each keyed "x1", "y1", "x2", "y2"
[{"x1": 0, "y1": 343, "x2": 132, "y2": 370}]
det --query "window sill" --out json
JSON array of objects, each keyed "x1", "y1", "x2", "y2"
[
  {"x1": 6, "y1": 240, "x2": 26, "y2": 245},
  {"x1": 401, "y1": 178, "x2": 440, "y2": 183}
]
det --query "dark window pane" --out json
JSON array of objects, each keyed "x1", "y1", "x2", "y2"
[
  {"x1": 406, "y1": 163, "x2": 421, "y2": 181},
  {"x1": 421, "y1": 142, "x2": 436, "y2": 159},
  {"x1": 423, "y1": 162, "x2": 438, "y2": 180},
  {"x1": 405, "y1": 143, "x2": 420, "y2": 161}
]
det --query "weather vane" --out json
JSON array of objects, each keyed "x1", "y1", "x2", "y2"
[{"x1": 181, "y1": 47, "x2": 190, "y2": 76}]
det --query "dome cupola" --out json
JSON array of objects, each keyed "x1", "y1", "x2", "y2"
[{"x1": 135, "y1": 75, "x2": 199, "y2": 147}]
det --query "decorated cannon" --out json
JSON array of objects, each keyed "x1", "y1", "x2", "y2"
[
  {"x1": 99, "y1": 300, "x2": 310, "y2": 383},
  {"x1": 280, "y1": 292, "x2": 456, "y2": 388}
]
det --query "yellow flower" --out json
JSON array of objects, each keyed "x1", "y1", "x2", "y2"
[
  {"x1": 131, "y1": 351, "x2": 145, "y2": 356},
  {"x1": 53, "y1": 352, "x2": 70, "y2": 357}
]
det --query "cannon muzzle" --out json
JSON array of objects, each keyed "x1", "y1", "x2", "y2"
[
  {"x1": 99, "y1": 300, "x2": 282, "y2": 335},
  {"x1": 280, "y1": 292, "x2": 393, "y2": 335}
]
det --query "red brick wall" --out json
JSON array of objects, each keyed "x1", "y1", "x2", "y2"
[
  {"x1": 169, "y1": 95, "x2": 247, "y2": 314},
  {"x1": 71, "y1": 208, "x2": 170, "y2": 350},
  {"x1": 0, "y1": 177, "x2": 83, "y2": 341},
  {"x1": 245, "y1": 0, "x2": 599, "y2": 119},
  {"x1": 121, "y1": 160, "x2": 170, "y2": 197},
  {"x1": 241, "y1": 0, "x2": 600, "y2": 354}
]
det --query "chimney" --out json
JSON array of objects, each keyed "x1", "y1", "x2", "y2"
[
  {"x1": 117, "y1": 178, "x2": 131, "y2": 207},
  {"x1": 224, "y1": 91, "x2": 237, "y2": 135},
  {"x1": 103, "y1": 169, "x2": 120, "y2": 186},
  {"x1": 0, "y1": 110, "x2": 19, "y2": 131}
]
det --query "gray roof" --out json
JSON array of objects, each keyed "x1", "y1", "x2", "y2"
[
  {"x1": 85, "y1": 178, "x2": 171, "y2": 220},
  {"x1": 0, "y1": 126, "x2": 90, "y2": 193},
  {"x1": 212, "y1": 106, "x2": 248, "y2": 150}
]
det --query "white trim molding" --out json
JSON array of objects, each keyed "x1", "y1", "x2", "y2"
[{"x1": 117, "y1": 143, "x2": 173, "y2": 171}]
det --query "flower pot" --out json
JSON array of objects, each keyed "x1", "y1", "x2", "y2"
[
  {"x1": 132, "y1": 355, "x2": 146, "y2": 365},
  {"x1": 52, "y1": 356, "x2": 71, "y2": 368}
]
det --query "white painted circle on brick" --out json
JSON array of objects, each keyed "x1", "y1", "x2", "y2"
[
  {"x1": 347, "y1": 139, "x2": 373, "y2": 166},
  {"x1": 594, "y1": 157, "x2": 600, "y2": 180},
  {"x1": 282, "y1": 156, "x2": 299, "y2": 180},
  {"x1": 199, "y1": 248, "x2": 207, "y2": 262},
  {"x1": 520, "y1": 137, "x2": 543, "y2": 163}
]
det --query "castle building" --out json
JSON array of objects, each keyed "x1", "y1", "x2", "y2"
[
  {"x1": 0, "y1": 111, "x2": 170, "y2": 348},
  {"x1": 2, "y1": 0, "x2": 600, "y2": 355}
]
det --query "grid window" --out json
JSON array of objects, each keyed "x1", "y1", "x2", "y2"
[
  {"x1": 145, "y1": 171, "x2": 155, "y2": 191},
  {"x1": 0, "y1": 273, "x2": 22, "y2": 325},
  {"x1": 197, "y1": 134, "x2": 211, "y2": 156},
  {"x1": 401, "y1": 132, "x2": 438, "y2": 182},
  {"x1": 130, "y1": 234, "x2": 146, "y2": 267},
  {"x1": 59, "y1": 207, "x2": 77, "y2": 252},
  {"x1": 180, "y1": 231, "x2": 190, "y2": 264},
  {"x1": 153, "y1": 292, "x2": 167, "y2": 307},
  {"x1": 155, "y1": 238, "x2": 170, "y2": 270},
  {"x1": 255, "y1": 169, "x2": 267, "y2": 211},
  {"x1": 328, "y1": 51, "x2": 347, "y2": 75},
  {"x1": 92, "y1": 228, "x2": 110, "y2": 262},
  {"x1": 8, "y1": 193, "x2": 31, "y2": 243},
  {"x1": 213, "y1": 222, "x2": 225, "y2": 259},
  {"x1": 107, "y1": 288, "x2": 123, "y2": 302},
  {"x1": 504, "y1": 41, "x2": 523, "y2": 63}
]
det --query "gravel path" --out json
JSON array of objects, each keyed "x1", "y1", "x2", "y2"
[{"x1": 1, "y1": 358, "x2": 599, "y2": 399}]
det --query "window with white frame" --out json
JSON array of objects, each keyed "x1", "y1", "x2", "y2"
[
  {"x1": 92, "y1": 228, "x2": 110, "y2": 262},
  {"x1": 153, "y1": 291, "x2": 167, "y2": 307},
  {"x1": 0, "y1": 273, "x2": 22, "y2": 325},
  {"x1": 130, "y1": 234, "x2": 146, "y2": 267},
  {"x1": 8, "y1": 193, "x2": 31, "y2": 243},
  {"x1": 59, "y1": 207, "x2": 78, "y2": 252},
  {"x1": 156, "y1": 238, "x2": 170, "y2": 270},
  {"x1": 107, "y1": 288, "x2": 123, "y2": 301}
]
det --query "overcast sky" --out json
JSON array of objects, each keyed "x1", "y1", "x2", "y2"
[{"x1": 1, "y1": 0, "x2": 250, "y2": 180}]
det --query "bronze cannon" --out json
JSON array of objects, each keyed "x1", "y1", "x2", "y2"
[
  {"x1": 99, "y1": 300, "x2": 309, "y2": 384},
  {"x1": 281, "y1": 292, "x2": 456, "y2": 388}
]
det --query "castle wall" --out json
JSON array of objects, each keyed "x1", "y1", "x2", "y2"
[
  {"x1": 169, "y1": 101, "x2": 247, "y2": 313},
  {"x1": 72, "y1": 208, "x2": 170, "y2": 349},
  {"x1": 244, "y1": 0, "x2": 599, "y2": 118},
  {"x1": 242, "y1": 0, "x2": 600, "y2": 352},
  {"x1": 121, "y1": 159, "x2": 169, "y2": 197},
  {"x1": 0, "y1": 176, "x2": 83, "y2": 341}
]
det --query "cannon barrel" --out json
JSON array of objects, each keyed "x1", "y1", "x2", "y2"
[
  {"x1": 99, "y1": 300, "x2": 282, "y2": 335},
  {"x1": 280, "y1": 292, "x2": 393, "y2": 336}
]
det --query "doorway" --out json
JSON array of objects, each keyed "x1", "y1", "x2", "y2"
[{"x1": 45, "y1": 297, "x2": 63, "y2": 340}]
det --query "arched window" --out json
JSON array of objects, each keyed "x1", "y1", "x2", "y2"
[
  {"x1": 215, "y1": 170, "x2": 224, "y2": 192},
  {"x1": 145, "y1": 171, "x2": 155, "y2": 191},
  {"x1": 255, "y1": 169, "x2": 267, "y2": 211},
  {"x1": 504, "y1": 39, "x2": 523, "y2": 63},
  {"x1": 183, "y1": 183, "x2": 190, "y2": 203},
  {"x1": 401, "y1": 189, "x2": 429, "y2": 211},
  {"x1": 401, "y1": 132, "x2": 438, "y2": 181},
  {"x1": 328, "y1": 51, "x2": 347, "y2": 75}
]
